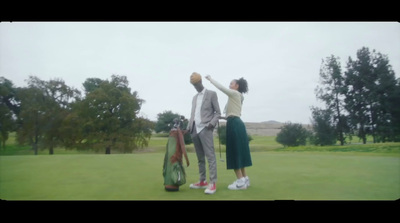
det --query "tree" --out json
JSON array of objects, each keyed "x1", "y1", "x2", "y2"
[
  {"x1": 155, "y1": 111, "x2": 182, "y2": 133},
  {"x1": 60, "y1": 103, "x2": 85, "y2": 150},
  {"x1": 387, "y1": 79, "x2": 400, "y2": 142},
  {"x1": 315, "y1": 55, "x2": 348, "y2": 145},
  {"x1": 344, "y1": 47, "x2": 398, "y2": 143},
  {"x1": 15, "y1": 76, "x2": 81, "y2": 154},
  {"x1": 16, "y1": 86, "x2": 47, "y2": 155},
  {"x1": 0, "y1": 77, "x2": 20, "y2": 115},
  {"x1": 0, "y1": 77, "x2": 17, "y2": 149},
  {"x1": 65, "y1": 75, "x2": 153, "y2": 154},
  {"x1": 371, "y1": 52, "x2": 399, "y2": 142},
  {"x1": 310, "y1": 107, "x2": 337, "y2": 146},
  {"x1": 276, "y1": 122, "x2": 310, "y2": 147},
  {"x1": 82, "y1": 77, "x2": 104, "y2": 94},
  {"x1": 0, "y1": 104, "x2": 14, "y2": 149},
  {"x1": 29, "y1": 77, "x2": 81, "y2": 154}
]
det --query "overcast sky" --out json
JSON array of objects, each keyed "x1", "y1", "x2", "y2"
[{"x1": 1, "y1": 22, "x2": 399, "y2": 124}]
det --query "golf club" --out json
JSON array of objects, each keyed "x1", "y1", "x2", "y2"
[{"x1": 217, "y1": 120, "x2": 224, "y2": 162}]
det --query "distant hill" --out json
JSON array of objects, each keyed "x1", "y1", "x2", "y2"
[
  {"x1": 244, "y1": 121, "x2": 284, "y2": 136},
  {"x1": 261, "y1": 120, "x2": 282, "y2": 124},
  {"x1": 218, "y1": 120, "x2": 311, "y2": 136}
]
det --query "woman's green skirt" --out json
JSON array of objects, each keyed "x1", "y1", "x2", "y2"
[{"x1": 226, "y1": 116, "x2": 252, "y2": 170}]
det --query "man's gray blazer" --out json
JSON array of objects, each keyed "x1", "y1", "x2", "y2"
[{"x1": 188, "y1": 89, "x2": 221, "y2": 134}]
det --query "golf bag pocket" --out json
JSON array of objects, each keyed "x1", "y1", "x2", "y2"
[{"x1": 171, "y1": 162, "x2": 186, "y2": 186}]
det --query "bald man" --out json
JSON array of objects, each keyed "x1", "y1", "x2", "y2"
[{"x1": 187, "y1": 72, "x2": 221, "y2": 194}]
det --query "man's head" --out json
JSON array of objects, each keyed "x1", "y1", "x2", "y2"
[{"x1": 190, "y1": 72, "x2": 204, "y2": 92}]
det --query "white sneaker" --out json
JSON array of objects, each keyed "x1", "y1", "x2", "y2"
[
  {"x1": 245, "y1": 176, "x2": 250, "y2": 187},
  {"x1": 228, "y1": 178, "x2": 247, "y2": 190}
]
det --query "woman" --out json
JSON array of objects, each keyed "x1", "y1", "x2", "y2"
[{"x1": 205, "y1": 75, "x2": 252, "y2": 190}]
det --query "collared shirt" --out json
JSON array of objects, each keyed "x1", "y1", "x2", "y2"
[{"x1": 194, "y1": 88, "x2": 206, "y2": 133}]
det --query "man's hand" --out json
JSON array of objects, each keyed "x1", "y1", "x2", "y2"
[
  {"x1": 207, "y1": 123, "x2": 214, "y2": 130},
  {"x1": 205, "y1": 75, "x2": 211, "y2": 81}
]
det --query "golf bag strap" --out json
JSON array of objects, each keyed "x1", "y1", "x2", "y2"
[{"x1": 177, "y1": 128, "x2": 190, "y2": 167}]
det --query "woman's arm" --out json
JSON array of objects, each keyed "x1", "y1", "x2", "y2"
[{"x1": 205, "y1": 75, "x2": 236, "y2": 97}]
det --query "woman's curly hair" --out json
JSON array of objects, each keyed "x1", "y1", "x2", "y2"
[{"x1": 235, "y1": 77, "x2": 249, "y2": 94}]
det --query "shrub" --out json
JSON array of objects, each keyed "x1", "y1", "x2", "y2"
[{"x1": 276, "y1": 122, "x2": 311, "y2": 147}]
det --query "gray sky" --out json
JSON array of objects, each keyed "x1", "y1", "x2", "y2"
[{"x1": 1, "y1": 22, "x2": 399, "y2": 124}]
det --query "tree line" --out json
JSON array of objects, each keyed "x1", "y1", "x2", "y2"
[
  {"x1": 277, "y1": 47, "x2": 400, "y2": 147},
  {"x1": 0, "y1": 75, "x2": 154, "y2": 154},
  {"x1": 2, "y1": 46, "x2": 399, "y2": 152}
]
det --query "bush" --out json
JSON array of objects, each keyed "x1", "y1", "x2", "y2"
[{"x1": 276, "y1": 122, "x2": 311, "y2": 147}]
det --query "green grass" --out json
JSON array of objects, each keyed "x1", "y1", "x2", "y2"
[
  {"x1": 1, "y1": 151, "x2": 399, "y2": 200},
  {"x1": 1, "y1": 133, "x2": 399, "y2": 200},
  {"x1": 249, "y1": 135, "x2": 283, "y2": 151}
]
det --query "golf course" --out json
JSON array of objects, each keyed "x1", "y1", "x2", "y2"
[{"x1": 1, "y1": 134, "x2": 399, "y2": 200}]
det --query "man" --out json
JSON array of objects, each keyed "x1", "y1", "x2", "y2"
[{"x1": 187, "y1": 72, "x2": 221, "y2": 194}]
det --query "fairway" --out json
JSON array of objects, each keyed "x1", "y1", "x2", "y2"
[{"x1": 1, "y1": 152, "x2": 399, "y2": 200}]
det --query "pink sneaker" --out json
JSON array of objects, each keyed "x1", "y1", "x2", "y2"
[
  {"x1": 204, "y1": 183, "x2": 216, "y2": 194},
  {"x1": 189, "y1": 181, "x2": 208, "y2": 189}
]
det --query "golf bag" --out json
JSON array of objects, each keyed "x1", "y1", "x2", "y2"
[{"x1": 163, "y1": 116, "x2": 190, "y2": 192}]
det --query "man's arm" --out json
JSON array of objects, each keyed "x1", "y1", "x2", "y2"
[
  {"x1": 186, "y1": 95, "x2": 196, "y2": 132},
  {"x1": 208, "y1": 91, "x2": 221, "y2": 128}
]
